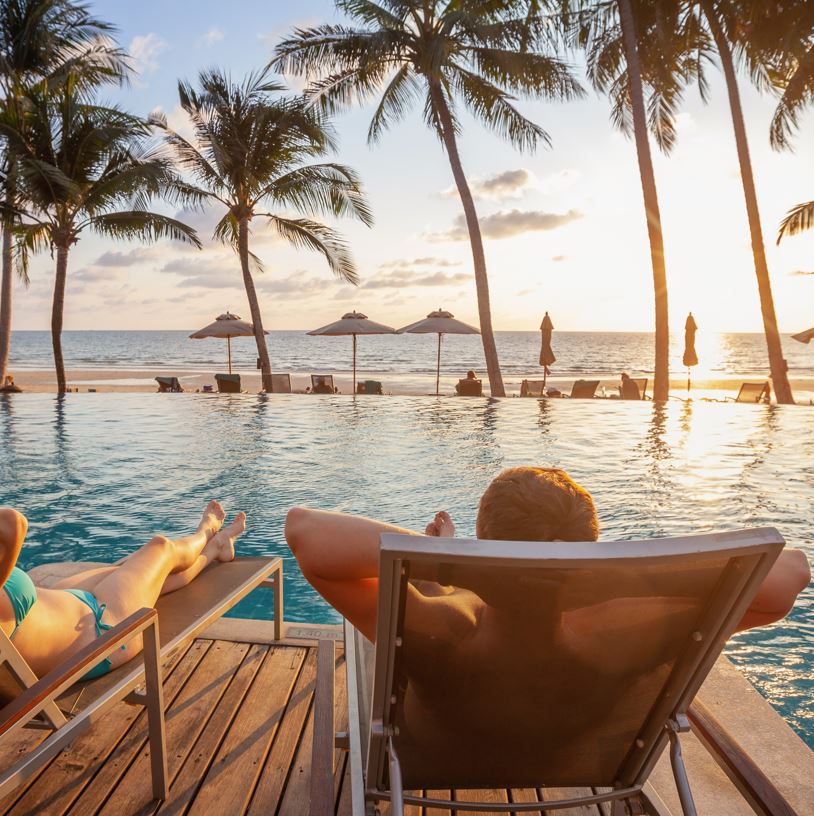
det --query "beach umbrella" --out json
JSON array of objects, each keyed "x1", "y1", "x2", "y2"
[
  {"x1": 792, "y1": 327, "x2": 814, "y2": 344},
  {"x1": 539, "y1": 311, "x2": 556, "y2": 389},
  {"x1": 397, "y1": 308, "x2": 480, "y2": 396},
  {"x1": 307, "y1": 311, "x2": 396, "y2": 393},
  {"x1": 682, "y1": 312, "x2": 699, "y2": 392},
  {"x1": 190, "y1": 312, "x2": 266, "y2": 374}
]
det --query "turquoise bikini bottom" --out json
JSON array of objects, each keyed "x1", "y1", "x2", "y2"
[{"x1": 62, "y1": 589, "x2": 116, "y2": 680}]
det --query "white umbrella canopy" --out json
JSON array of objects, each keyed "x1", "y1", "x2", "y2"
[
  {"x1": 190, "y1": 312, "x2": 267, "y2": 374},
  {"x1": 397, "y1": 309, "x2": 480, "y2": 396},
  {"x1": 307, "y1": 311, "x2": 396, "y2": 392},
  {"x1": 792, "y1": 327, "x2": 814, "y2": 344}
]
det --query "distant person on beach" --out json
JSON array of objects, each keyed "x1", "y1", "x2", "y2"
[
  {"x1": 285, "y1": 467, "x2": 811, "y2": 643},
  {"x1": 620, "y1": 372, "x2": 640, "y2": 400},
  {"x1": 0, "y1": 374, "x2": 20, "y2": 393},
  {"x1": 0, "y1": 502, "x2": 246, "y2": 679}
]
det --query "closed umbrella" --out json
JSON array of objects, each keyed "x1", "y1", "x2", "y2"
[
  {"x1": 398, "y1": 308, "x2": 480, "y2": 396},
  {"x1": 792, "y1": 327, "x2": 814, "y2": 344},
  {"x1": 190, "y1": 312, "x2": 266, "y2": 373},
  {"x1": 307, "y1": 311, "x2": 395, "y2": 393},
  {"x1": 539, "y1": 312, "x2": 556, "y2": 389},
  {"x1": 682, "y1": 313, "x2": 698, "y2": 392}
]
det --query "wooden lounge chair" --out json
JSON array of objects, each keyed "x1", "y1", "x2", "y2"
[
  {"x1": 155, "y1": 376, "x2": 183, "y2": 393},
  {"x1": 310, "y1": 375, "x2": 335, "y2": 394},
  {"x1": 0, "y1": 557, "x2": 282, "y2": 803},
  {"x1": 569, "y1": 379, "x2": 600, "y2": 398},
  {"x1": 621, "y1": 377, "x2": 648, "y2": 400},
  {"x1": 356, "y1": 380, "x2": 383, "y2": 395},
  {"x1": 520, "y1": 379, "x2": 546, "y2": 397},
  {"x1": 454, "y1": 377, "x2": 482, "y2": 396},
  {"x1": 215, "y1": 373, "x2": 242, "y2": 393},
  {"x1": 310, "y1": 528, "x2": 784, "y2": 816},
  {"x1": 731, "y1": 382, "x2": 770, "y2": 403},
  {"x1": 270, "y1": 373, "x2": 292, "y2": 393}
]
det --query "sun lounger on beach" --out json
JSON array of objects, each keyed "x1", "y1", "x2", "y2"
[
  {"x1": 455, "y1": 377, "x2": 482, "y2": 396},
  {"x1": 309, "y1": 528, "x2": 783, "y2": 816},
  {"x1": 621, "y1": 377, "x2": 648, "y2": 400},
  {"x1": 215, "y1": 373, "x2": 242, "y2": 393},
  {"x1": 730, "y1": 382, "x2": 770, "y2": 403},
  {"x1": 155, "y1": 376, "x2": 183, "y2": 393},
  {"x1": 0, "y1": 557, "x2": 283, "y2": 803},
  {"x1": 520, "y1": 379, "x2": 546, "y2": 397},
  {"x1": 310, "y1": 375, "x2": 335, "y2": 394},
  {"x1": 270, "y1": 373, "x2": 292, "y2": 393},
  {"x1": 356, "y1": 380, "x2": 383, "y2": 395},
  {"x1": 568, "y1": 379, "x2": 600, "y2": 398}
]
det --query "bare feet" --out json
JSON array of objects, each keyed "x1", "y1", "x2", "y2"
[
  {"x1": 211, "y1": 512, "x2": 247, "y2": 563},
  {"x1": 425, "y1": 511, "x2": 455, "y2": 538},
  {"x1": 198, "y1": 500, "x2": 226, "y2": 541}
]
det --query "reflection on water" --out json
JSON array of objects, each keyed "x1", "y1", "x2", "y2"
[{"x1": 0, "y1": 395, "x2": 812, "y2": 744}]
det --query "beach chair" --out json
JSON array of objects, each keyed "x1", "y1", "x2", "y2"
[
  {"x1": 310, "y1": 528, "x2": 784, "y2": 816},
  {"x1": 569, "y1": 379, "x2": 600, "y2": 398},
  {"x1": 455, "y1": 377, "x2": 483, "y2": 397},
  {"x1": 731, "y1": 382, "x2": 770, "y2": 404},
  {"x1": 215, "y1": 373, "x2": 242, "y2": 393},
  {"x1": 356, "y1": 380, "x2": 383, "y2": 395},
  {"x1": 270, "y1": 373, "x2": 292, "y2": 393},
  {"x1": 520, "y1": 379, "x2": 546, "y2": 397},
  {"x1": 310, "y1": 375, "x2": 335, "y2": 394},
  {"x1": 621, "y1": 377, "x2": 648, "y2": 400},
  {"x1": 155, "y1": 376, "x2": 183, "y2": 393},
  {"x1": 0, "y1": 557, "x2": 283, "y2": 802}
]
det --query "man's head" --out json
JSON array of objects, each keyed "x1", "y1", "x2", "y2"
[{"x1": 476, "y1": 467, "x2": 599, "y2": 542}]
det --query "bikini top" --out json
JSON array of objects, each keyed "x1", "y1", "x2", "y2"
[{"x1": 1, "y1": 566, "x2": 38, "y2": 637}]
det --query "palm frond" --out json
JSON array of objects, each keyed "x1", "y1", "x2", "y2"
[
  {"x1": 777, "y1": 200, "x2": 814, "y2": 244},
  {"x1": 88, "y1": 211, "x2": 201, "y2": 247}
]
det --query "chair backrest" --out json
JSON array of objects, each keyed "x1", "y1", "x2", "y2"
[
  {"x1": 270, "y1": 373, "x2": 292, "y2": 393},
  {"x1": 155, "y1": 377, "x2": 182, "y2": 393},
  {"x1": 736, "y1": 382, "x2": 770, "y2": 403},
  {"x1": 363, "y1": 380, "x2": 383, "y2": 395},
  {"x1": 520, "y1": 379, "x2": 546, "y2": 397},
  {"x1": 215, "y1": 374, "x2": 241, "y2": 393},
  {"x1": 570, "y1": 379, "x2": 600, "y2": 399},
  {"x1": 311, "y1": 375, "x2": 335, "y2": 394},
  {"x1": 363, "y1": 529, "x2": 783, "y2": 795},
  {"x1": 620, "y1": 377, "x2": 647, "y2": 400},
  {"x1": 455, "y1": 378, "x2": 483, "y2": 397}
]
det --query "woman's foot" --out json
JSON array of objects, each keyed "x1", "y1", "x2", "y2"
[
  {"x1": 213, "y1": 512, "x2": 247, "y2": 563},
  {"x1": 197, "y1": 500, "x2": 226, "y2": 541},
  {"x1": 425, "y1": 511, "x2": 455, "y2": 537}
]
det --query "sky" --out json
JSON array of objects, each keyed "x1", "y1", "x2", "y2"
[{"x1": 11, "y1": 0, "x2": 814, "y2": 333}]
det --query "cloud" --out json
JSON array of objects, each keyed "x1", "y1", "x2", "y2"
[
  {"x1": 552, "y1": 255, "x2": 567, "y2": 262},
  {"x1": 379, "y1": 256, "x2": 462, "y2": 270},
  {"x1": 427, "y1": 209, "x2": 583, "y2": 241},
  {"x1": 93, "y1": 247, "x2": 159, "y2": 267},
  {"x1": 790, "y1": 269, "x2": 814, "y2": 276},
  {"x1": 256, "y1": 272, "x2": 337, "y2": 296},
  {"x1": 441, "y1": 169, "x2": 531, "y2": 201},
  {"x1": 162, "y1": 255, "x2": 242, "y2": 290},
  {"x1": 198, "y1": 28, "x2": 224, "y2": 47},
  {"x1": 363, "y1": 270, "x2": 471, "y2": 290},
  {"x1": 129, "y1": 34, "x2": 167, "y2": 85}
]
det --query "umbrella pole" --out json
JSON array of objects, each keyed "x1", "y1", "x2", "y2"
[
  {"x1": 353, "y1": 334, "x2": 357, "y2": 395},
  {"x1": 687, "y1": 367, "x2": 691, "y2": 394},
  {"x1": 436, "y1": 334, "x2": 442, "y2": 396},
  {"x1": 227, "y1": 336, "x2": 232, "y2": 374}
]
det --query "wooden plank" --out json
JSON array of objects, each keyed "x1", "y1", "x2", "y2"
[
  {"x1": 539, "y1": 787, "x2": 601, "y2": 815},
  {"x1": 59, "y1": 640, "x2": 213, "y2": 816},
  {"x1": 274, "y1": 685, "x2": 317, "y2": 816},
  {"x1": 511, "y1": 787, "x2": 544, "y2": 815},
  {"x1": 311, "y1": 641, "x2": 336, "y2": 816},
  {"x1": 245, "y1": 648, "x2": 318, "y2": 815},
  {"x1": 331, "y1": 651, "x2": 348, "y2": 808},
  {"x1": 455, "y1": 788, "x2": 510, "y2": 815},
  {"x1": 152, "y1": 644, "x2": 269, "y2": 816},
  {"x1": 97, "y1": 640, "x2": 252, "y2": 815},
  {"x1": 3, "y1": 640, "x2": 199, "y2": 816},
  {"x1": 185, "y1": 645, "x2": 307, "y2": 816},
  {"x1": 425, "y1": 789, "x2": 454, "y2": 816},
  {"x1": 335, "y1": 759, "x2": 354, "y2": 816}
]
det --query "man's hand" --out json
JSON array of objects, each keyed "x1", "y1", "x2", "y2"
[{"x1": 425, "y1": 511, "x2": 456, "y2": 538}]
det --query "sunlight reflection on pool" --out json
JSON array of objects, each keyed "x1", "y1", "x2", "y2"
[{"x1": 1, "y1": 394, "x2": 812, "y2": 745}]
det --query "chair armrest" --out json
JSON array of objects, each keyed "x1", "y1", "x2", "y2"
[
  {"x1": 310, "y1": 639, "x2": 335, "y2": 816},
  {"x1": 0, "y1": 608, "x2": 159, "y2": 737}
]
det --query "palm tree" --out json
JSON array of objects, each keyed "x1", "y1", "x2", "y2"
[
  {"x1": 573, "y1": 0, "x2": 695, "y2": 401},
  {"x1": 0, "y1": 0, "x2": 126, "y2": 385},
  {"x1": 687, "y1": 0, "x2": 795, "y2": 404},
  {"x1": 271, "y1": 1, "x2": 583, "y2": 397},
  {"x1": 5, "y1": 81, "x2": 199, "y2": 393},
  {"x1": 150, "y1": 68, "x2": 372, "y2": 392}
]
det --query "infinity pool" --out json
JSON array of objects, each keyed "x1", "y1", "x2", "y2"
[{"x1": 1, "y1": 394, "x2": 812, "y2": 745}]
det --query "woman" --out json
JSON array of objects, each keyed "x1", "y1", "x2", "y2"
[{"x1": 0, "y1": 501, "x2": 246, "y2": 678}]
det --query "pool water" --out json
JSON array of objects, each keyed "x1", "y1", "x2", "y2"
[{"x1": 1, "y1": 394, "x2": 812, "y2": 746}]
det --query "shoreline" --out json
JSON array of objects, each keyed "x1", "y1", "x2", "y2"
[{"x1": 5, "y1": 367, "x2": 814, "y2": 403}]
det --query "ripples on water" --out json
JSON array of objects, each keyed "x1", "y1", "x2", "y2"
[{"x1": 0, "y1": 395, "x2": 812, "y2": 745}]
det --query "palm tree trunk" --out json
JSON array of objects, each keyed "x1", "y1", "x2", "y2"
[
  {"x1": 0, "y1": 225, "x2": 13, "y2": 384},
  {"x1": 52, "y1": 245, "x2": 69, "y2": 394},
  {"x1": 238, "y1": 217, "x2": 273, "y2": 392},
  {"x1": 429, "y1": 80, "x2": 506, "y2": 398},
  {"x1": 618, "y1": 0, "x2": 670, "y2": 402},
  {"x1": 703, "y1": 5, "x2": 794, "y2": 404}
]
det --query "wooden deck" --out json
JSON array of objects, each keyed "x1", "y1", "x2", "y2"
[{"x1": 0, "y1": 621, "x2": 812, "y2": 816}]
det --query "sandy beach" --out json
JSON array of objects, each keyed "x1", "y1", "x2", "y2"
[{"x1": 7, "y1": 367, "x2": 814, "y2": 403}]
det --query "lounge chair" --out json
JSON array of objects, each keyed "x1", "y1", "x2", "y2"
[
  {"x1": 310, "y1": 528, "x2": 783, "y2": 816},
  {"x1": 520, "y1": 379, "x2": 546, "y2": 397},
  {"x1": 569, "y1": 379, "x2": 600, "y2": 398},
  {"x1": 730, "y1": 382, "x2": 770, "y2": 404},
  {"x1": 215, "y1": 373, "x2": 242, "y2": 393},
  {"x1": 0, "y1": 557, "x2": 283, "y2": 802},
  {"x1": 356, "y1": 380, "x2": 383, "y2": 395},
  {"x1": 455, "y1": 377, "x2": 483, "y2": 396},
  {"x1": 621, "y1": 377, "x2": 648, "y2": 400},
  {"x1": 310, "y1": 375, "x2": 335, "y2": 394},
  {"x1": 270, "y1": 373, "x2": 292, "y2": 393},
  {"x1": 155, "y1": 376, "x2": 183, "y2": 393}
]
